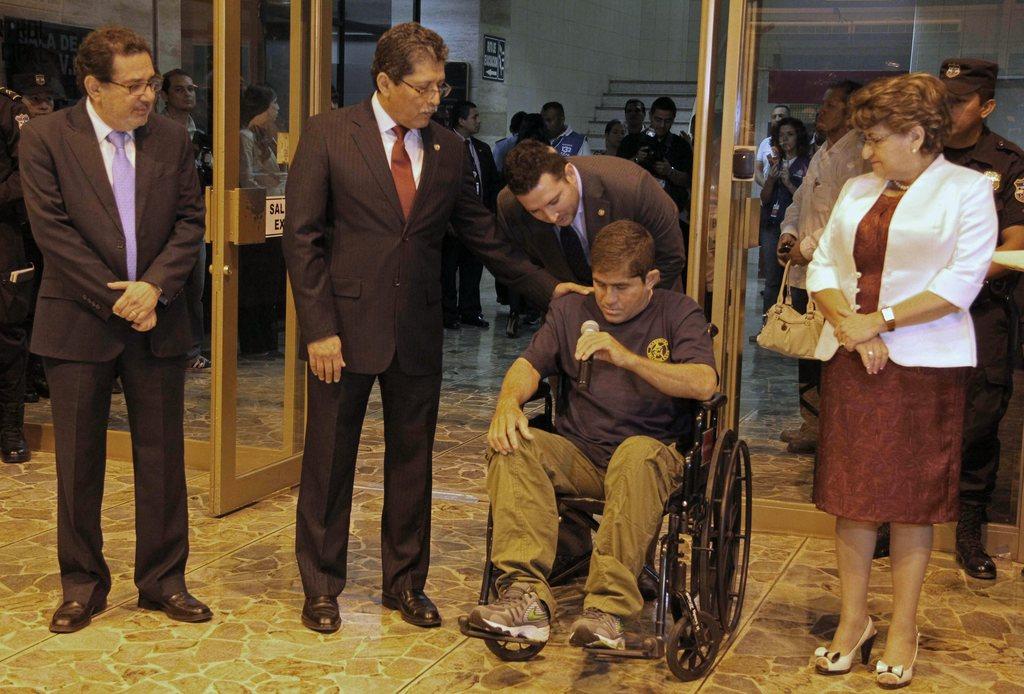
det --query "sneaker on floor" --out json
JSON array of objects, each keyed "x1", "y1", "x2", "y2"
[
  {"x1": 187, "y1": 355, "x2": 212, "y2": 371},
  {"x1": 466, "y1": 584, "x2": 550, "y2": 643},
  {"x1": 569, "y1": 607, "x2": 625, "y2": 650}
]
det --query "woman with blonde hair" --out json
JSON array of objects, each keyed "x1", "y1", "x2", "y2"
[{"x1": 806, "y1": 73, "x2": 997, "y2": 688}]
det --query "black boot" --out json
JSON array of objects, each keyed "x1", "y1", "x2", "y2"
[
  {"x1": 1, "y1": 402, "x2": 30, "y2": 464},
  {"x1": 956, "y1": 504, "x2": 996, "y2": 580}
]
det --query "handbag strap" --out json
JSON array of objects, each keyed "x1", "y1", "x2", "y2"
[{"x1": 776, "y1": 261, "x2": 794, "y2": 306}]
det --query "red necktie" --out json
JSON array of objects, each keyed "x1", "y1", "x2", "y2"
[{"x1": 390, "y1": 125, "x2": 417, "y2": 219}]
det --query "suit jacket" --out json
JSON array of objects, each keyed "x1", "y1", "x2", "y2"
[
  {"x1": 18, "y1": 100, "x2": 205, "y2": 361},
  {"x1": 283, "y1": 98, "x2": 557, "y2": 376},
  {"x1": 468, "y1": 136, "x2": 500, "y2": 211},
  {"x1": 496, "y1": 155, "x2": 685, "y2": 290},
  {"x1": 807, "y1": 155, "x2": 997, "y2": 367}
]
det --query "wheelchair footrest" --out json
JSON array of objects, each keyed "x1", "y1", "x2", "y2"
[
  {"x1": 458, "y1": 615, "x2": 548, "y2": 645},
  {"x1": 586, "y1": 636, "x2": 664, "y2": 660}
]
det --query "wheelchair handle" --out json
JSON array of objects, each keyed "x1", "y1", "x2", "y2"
[{"x1": 699, "y1": 392, "x2": 728, "y2": 411}]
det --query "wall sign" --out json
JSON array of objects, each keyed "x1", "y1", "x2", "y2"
[
  {"x1": 482, "y1": 35, "x2": 505, "y2": 82},
  {"x1": 266, "y1": 196, "x2": 285, "y2": 237}
]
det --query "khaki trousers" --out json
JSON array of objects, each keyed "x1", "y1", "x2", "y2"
[{"x1": 486, "y1": 428, "x2": 683, "y2": 618}]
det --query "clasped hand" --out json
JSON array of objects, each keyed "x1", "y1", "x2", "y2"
[
  {"x1": 575, "y1": 331, "x2": 634, "y2": 369},
  {"x1": 108, "y1": 280, "x2": 160, "y2": 332},
  {"x1": 833, "y1": 307, "x2": 888, "y2": 374}
]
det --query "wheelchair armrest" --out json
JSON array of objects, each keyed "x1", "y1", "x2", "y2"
[{"x1": 699, "y1": 392, "x2": 728, "y2": 412}]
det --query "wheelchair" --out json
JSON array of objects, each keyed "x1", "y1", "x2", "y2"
[{"x1": 458, "y1": 384, "x2": 753, "y2": 681}]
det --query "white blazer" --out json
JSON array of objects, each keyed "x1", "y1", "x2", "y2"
[{"x1": 806, "y1": 155, "x2": 997, "y2": 367}]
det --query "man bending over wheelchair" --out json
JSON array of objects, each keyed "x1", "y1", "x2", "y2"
[{"x1": 466, "y1": 220, "x2": 717, "y2": 650}]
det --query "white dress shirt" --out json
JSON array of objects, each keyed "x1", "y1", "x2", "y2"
[
  {"x1": 552, "y1": 164, "x2": 590, "y2": 260},
  {"x1": 86, "y1": 97, "x2": 136, "y2": 186},
  {"x1": 371, "y1": 92, "x2": 424, "y2": 186},
  {"x1": 781, "y1": 129, "x2": 869, "y2": 288},
  {"x1": 806, "y1": 155, "x2": 998, "y2": 367}
]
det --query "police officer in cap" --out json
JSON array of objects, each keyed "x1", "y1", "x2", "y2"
[
  {"x1": 10, "y1": 72, "x2": 64, "y2": 120},
  {"x1": 940, "y1": 57, "x2": 1024, "y2": 580},
  {"x1": 0, "y1": 82, "x2": 33, "y2": 464}
]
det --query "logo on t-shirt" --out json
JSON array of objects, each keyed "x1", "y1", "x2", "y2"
[{"x1": 647, "y1": 338, "x2": 670, "y2": 362}]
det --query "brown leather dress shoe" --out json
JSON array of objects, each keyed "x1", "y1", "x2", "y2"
[
  {"x1": 302, "y1": 595, "x2": 341, "y2": 633},
  {"x1": 49, "y1": 598, "x2": 106, "y2": 633},
  {"x1": 138, "y1": 591, "x2": 212, "y2": 622},
  {"x1": 381, "y1": 589, "x2": 441, "y2": 628}
]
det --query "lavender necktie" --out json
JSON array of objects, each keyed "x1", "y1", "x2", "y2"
[{"x1": 106, "y1": 130, "x2": 137, "y2": 281}]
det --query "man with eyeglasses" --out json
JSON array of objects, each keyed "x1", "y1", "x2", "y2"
[
  {"x1": 284, "y1": 22, "x2": 587, "y2": 635},
  {"x1": 18, "y1": 26, "x2": 209, "y2": 633}
]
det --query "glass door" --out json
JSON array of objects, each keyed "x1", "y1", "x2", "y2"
[
  {"x1": 700, "y1": 0, "x2": 1023, "y2": 559},
  {"x1": 208, "y1": 0, "x2": 329, "y2": 515}
]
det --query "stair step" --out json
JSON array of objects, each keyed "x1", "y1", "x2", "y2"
[
  {"x1": 607, "y1": 81, "x2": 697, "y2": 96},
  {"x1": 599, "y1": 94, "x2": 697, "y2": 109},
  {"x1": 591, "y1": 104, "x2": 695, "y2": 120}
]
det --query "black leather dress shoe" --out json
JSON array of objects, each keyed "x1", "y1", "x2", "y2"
[
  {"x1": 381, "y1": 589, "x2": 441, "y2": 628},
  {"x1": 460, "y1": 313, "x2": 490, "y2": 328},
  {"x1": 50, "y1": 599, "x2": 106, "y2": 633},
  {"x1": 1, "y1": 434, "x2": 30, "y2": 464},
  {"x1": 302, "y1": 595, "x2": 341, "y2": 633},
  {"x1": 138, "y1": 591, "x2": 212, "y2": 622},
  {"x1": 956, "y1": 505, "x2": 997, "y2": 579}
]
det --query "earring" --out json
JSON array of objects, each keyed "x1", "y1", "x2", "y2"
[{"x1": 912, "y1": 148, "x2": 918, "y2": 153}]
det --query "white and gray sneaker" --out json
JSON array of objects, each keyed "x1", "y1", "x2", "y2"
[
  {"x1": 569, "y1": 608, "x2": 625, "y2": 650},
  {"x1": 466, "y1": 584, "x2": 550, "y2": 643}
]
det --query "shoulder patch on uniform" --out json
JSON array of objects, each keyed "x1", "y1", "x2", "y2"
[
  {"x1": 1015, "y1": 178, "x2": 1024, "y2": 204},
  {"x1": 983, "y1": 170, "x2": 1002, "y2": 192},
  {"x1": 14, "y1": 113, "x2": 28, "y2": 129}
]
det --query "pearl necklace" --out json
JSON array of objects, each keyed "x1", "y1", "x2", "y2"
[{"x1": 888, "y1": 180, "x2": 910, "y2": 191}]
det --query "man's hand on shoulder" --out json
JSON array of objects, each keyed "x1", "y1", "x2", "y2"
[
  {"x1": 488, "y1": 396, "x2": 534, "y2": 455},
  {"x1": 552, "y1": 282, "x2": 593, "y2": 300},
  {"x1": 308, "y1": 334, "x2": 344, "y2": 383},
  {"x1": 575, "y1": 331, "x2": 637, "y2": 370},
  {"x1": 108, "y1": 281, "x2": 161, "y2": 323}
]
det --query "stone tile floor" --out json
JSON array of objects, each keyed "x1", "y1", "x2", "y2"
[{"x1": 3, "y1": 273, "x2": 1023, "y2": 690}]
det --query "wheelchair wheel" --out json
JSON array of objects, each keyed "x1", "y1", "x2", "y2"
[
  {"x1": 483, "y1": 637, "x2": 547, "y2": 662},
  {"x1": 665, "y1": 609, "x2": 721, "y2": 681},
  {"x1": 696, "y1": 430, "x2": 753, "y2": 635}
]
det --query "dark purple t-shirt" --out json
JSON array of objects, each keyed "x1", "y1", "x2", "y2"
[{"x1": 521, "y1": 290, "x2": 716, "y2": 467}]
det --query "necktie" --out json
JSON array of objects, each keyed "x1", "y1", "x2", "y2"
[
  {"x1": 106, "y1": 131, "x2": 137, "y2": 281},
  {"x1": 559, "y1": 225, "x2": 591, "y2": 284},
  {"x1": 390, "y1": 125, "x2": 417, "y2": 220},
  {"x1": 465, "y1": 138, "x2": 481, "y2": 198}
]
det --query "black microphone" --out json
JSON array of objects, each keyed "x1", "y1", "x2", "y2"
[{"x1": 577, "y1": 320, "x2": 599, "y2": 391}]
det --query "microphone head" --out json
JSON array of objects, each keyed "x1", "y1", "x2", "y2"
[{"x1": 581, "y1": 320, "x2": 600, "y2": 335}]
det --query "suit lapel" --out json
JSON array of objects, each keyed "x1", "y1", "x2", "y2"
[
  {"x1": 577, "y1": 163, "x2": 611, "y2": 246},
  {"x1": 65, "y1": 102, "x2": 125, "y2": 237},
  {"x1": 133, "y1": 122, "x2": 152, "y2": 230},
  {"x1": 409, "y1": 126, "x2": 438, "y2": 224},
  {"x1": 350, "y1": 100, "x2": 404, "y2": 224}
]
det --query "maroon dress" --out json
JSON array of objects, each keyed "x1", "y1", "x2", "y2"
[{"x1": 814, "y1": 192, "x2": 969, "y2": 524}]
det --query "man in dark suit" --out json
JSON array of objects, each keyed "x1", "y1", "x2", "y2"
[
  {"x1": 283, "y1": 22, "x2": 584, "y2": 634},
  {"x1": 18, "y1": 26, "x2": 209, "y2": 633},
  {"x1": 441, "y1": 99, "x2": 499, "y2": 329},
  {"x1": 498, "y1": 139, "x2": 686, "y2": 292}
]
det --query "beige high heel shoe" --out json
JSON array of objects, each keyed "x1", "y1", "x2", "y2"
[
  {"x1": 875, "y1": 632, "x2": 919, "y2": 689},
  {"x1": 814, "y1": 617, "x2": 877, "y2": 675}
]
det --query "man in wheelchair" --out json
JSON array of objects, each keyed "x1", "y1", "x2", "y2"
[{"x1": 466, "y1": 220, "x2": 717, "y2": 650}]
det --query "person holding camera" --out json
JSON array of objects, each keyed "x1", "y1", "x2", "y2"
[
  {"x1": 757, "y1": 117, "x2": 810, "y2": 324},
  {"x1": 617, "y1": 97, "x2": 693, "y2": 219}
]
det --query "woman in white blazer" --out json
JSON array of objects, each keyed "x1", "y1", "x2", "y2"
[{"x1": 806, "y1": 74, "x2": 997, "y2": 688}]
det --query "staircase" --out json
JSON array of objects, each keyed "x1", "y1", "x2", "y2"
[{"x1": 585, "y1": 79, "x2": 698, "y2": 152}]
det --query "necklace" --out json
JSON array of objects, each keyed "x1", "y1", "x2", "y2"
[{"x1": 888, "y1": 179, "x2": 910, "y2": 191}]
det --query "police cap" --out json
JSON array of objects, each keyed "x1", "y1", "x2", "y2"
[
  {"x1": 10, "y1": 72, "x2": 65, "y2": 99},
  {"x1": 939, "y1": 58, "x2": 998, "y2": 97}
]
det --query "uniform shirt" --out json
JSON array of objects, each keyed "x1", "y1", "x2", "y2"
[
  {"x1": 0, "y1": 87, "x2": 27, "y2": 212},
  {"x1": 781, "y1": 129, "x2": 868, "y2": 288},
  {"x1": 944, "y1": 126, "x2": 1024, "y2": 235},
  {"x1": 551, "y1": 127, "x2": 592, "y2": 157},
  {"x1": 371, "y1": 92, "x2": 424, "y2": 186},
  {"x1": 521, "y1": 290, "x2": 716, "y2": 467},
  {"x1": 493, "y1": 134, "x2": 516, "y2": 173},
  {"x1": 86, "y1": 97, "x2": 136, "y2": 187}
]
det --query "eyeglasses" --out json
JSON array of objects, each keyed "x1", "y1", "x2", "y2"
[
  {"x1": 400, "y1": 78, "x2": 452, "y2": 99},
  {"x1": 861, "y1": 132, "x2": 894, "y2": 147},
  {"x1": 107, "y1": 77, "x2": 163, "y2": 96}
]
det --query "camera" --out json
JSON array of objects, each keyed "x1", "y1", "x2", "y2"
[{"x1": 634, "y1": 127, "x2": 667, "y2": 172}]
